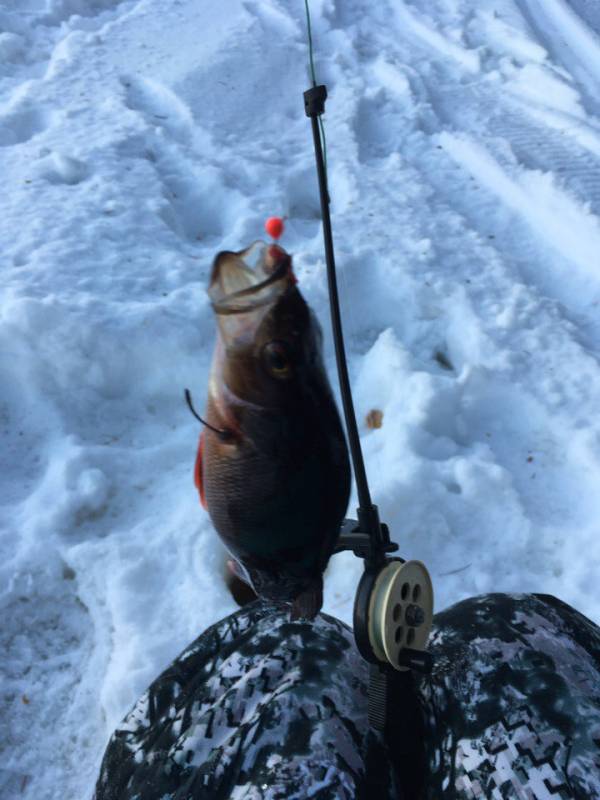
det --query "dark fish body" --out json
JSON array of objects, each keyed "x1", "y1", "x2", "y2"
[{"x1": 197, "y1": 242, "x2": 351, "y2": 617}]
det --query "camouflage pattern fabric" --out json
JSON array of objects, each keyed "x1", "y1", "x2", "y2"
[
  {"x1": 94, "y1": 594, "x2": 600, "y2": 799},
  {"x1": 421, "y1": 593, "x2": 600, "y2": 799},
  {"x1": 93, "y1": 603, "x2": 397, "y2": 799}
]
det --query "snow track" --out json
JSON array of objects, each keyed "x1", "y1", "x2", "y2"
[
  {"x1": 1, "y1": 0, "x2": 600, "y2": 797},
  {"x1": 518, "y1": 0, "x2": 600, "y2": 112}
]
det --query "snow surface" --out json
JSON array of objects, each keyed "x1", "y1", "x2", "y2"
[{"x1": 1, "y1": 0, "x2": 600, "y2": 796}]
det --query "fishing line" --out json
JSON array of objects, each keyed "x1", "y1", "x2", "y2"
[{"x1": 304, "y1": 0, "x2": 327, "y2": 172}]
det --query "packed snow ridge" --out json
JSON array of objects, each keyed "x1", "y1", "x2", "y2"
[{"x1": 2, "y1": 0, "x2": 600, "y2": 797}]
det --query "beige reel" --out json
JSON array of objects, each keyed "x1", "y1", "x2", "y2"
[{"x1": 367, "y1": 560, "x2": 434, "y2": 672}]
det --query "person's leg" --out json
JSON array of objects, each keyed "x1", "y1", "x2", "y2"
[
  {"x1": 94, "y1": 601, "x2": 402, "y2": 800},
  {"x1": 420, "y1": 593, "x2": 600, "y2": 798}
]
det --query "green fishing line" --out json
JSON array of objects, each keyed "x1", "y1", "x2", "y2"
[{"x1": 304, "y1": 0, "x2": 328, "y2": 172}]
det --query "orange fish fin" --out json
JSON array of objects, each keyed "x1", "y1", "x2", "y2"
[{"x1": 194, "y1": 430, "x2": 207, "y2": 510}]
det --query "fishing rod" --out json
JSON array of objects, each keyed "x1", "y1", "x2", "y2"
[{"x1": 302, "y1": 1, "x2": 434, "y2": 733}]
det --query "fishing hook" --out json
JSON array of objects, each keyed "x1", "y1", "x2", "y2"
[{"x1": 184, "y1": 389, "x2": 234, "y2": 442}]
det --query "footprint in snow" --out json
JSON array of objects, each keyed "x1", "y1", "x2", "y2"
[
  {"x1": 0, "y1": 106, "x2": 52, "y2": 148},
  {"x1": 41, "y1": 0, "x2": 130, "y2": 27},
  {"x1": 121, "y1": 75, "x2": 195, "y2": 144},
  {"x1": 0, "y1": 32, "x2": 26, "y2": 64}
]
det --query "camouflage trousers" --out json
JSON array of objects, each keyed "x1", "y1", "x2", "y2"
[{"x1": 94, "y1": 594, "x2": 600, "y2": 799}]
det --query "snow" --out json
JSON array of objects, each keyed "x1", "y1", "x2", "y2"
[{"x1": 1, "y1": 0, "x2": 600, "y2": 796}]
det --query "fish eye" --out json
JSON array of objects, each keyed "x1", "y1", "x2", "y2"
[{"x1": 261, "y1": 341, "x2": 293, "y2": 380}]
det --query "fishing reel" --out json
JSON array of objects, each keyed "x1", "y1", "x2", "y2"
[{"x1": 335, "y1": 512, "x2": 434, "y2": 730}]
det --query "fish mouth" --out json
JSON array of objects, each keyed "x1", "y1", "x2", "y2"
[{"x1": 209, "y1": 241, "x2": 294, "y2": 316}]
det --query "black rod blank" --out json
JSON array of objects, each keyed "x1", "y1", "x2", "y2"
[{"x1": 304, "y1": 85, "x2": 388, "y2": 560}]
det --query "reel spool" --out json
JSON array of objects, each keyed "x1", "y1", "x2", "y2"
[
  {"x1": 367, "y1": 560, "x2": 433, "y2": 672},
  {"x1": 351, "y1": 556, "x2": 434, "y2": 732},
  {"x1": 353, "y1": 556, "x2": 434, "y2": 673}
]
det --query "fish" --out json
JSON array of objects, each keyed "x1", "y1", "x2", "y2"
[{"x1": 194, "y1": 240, "x2": 351, "y2": 619}]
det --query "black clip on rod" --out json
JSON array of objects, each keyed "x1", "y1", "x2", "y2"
[{"x1": 304, "y1": 84, "x2": 391, "y2": 567}]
